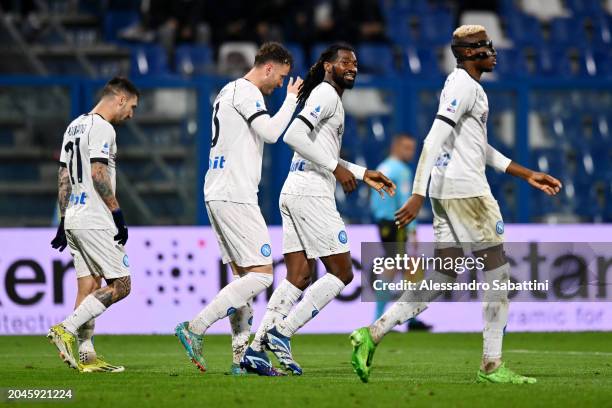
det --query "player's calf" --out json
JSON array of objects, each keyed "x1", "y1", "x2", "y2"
[{"x1": 93, "y1": 276, "x2": 131, "y2": 307}]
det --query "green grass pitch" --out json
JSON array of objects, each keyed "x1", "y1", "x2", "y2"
[{"x1": 1, "y1": 332, "x2": 611, "y2": 407}]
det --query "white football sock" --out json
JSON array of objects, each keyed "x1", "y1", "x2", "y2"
[
  {"x1": 62, "y1": 295, "x2": 107, "y2": 335},
  {"x1": 189, "y1": 272, "x2": 272, "y2": 335},
  {"x1": 251, "y1": 279, "x2": 302, "y2": 351},
  {"x1": 77, "y1": 318, "x2": 95, "y2": 350},
  {"x1": 482, "y1": 263, "x2": 510, "y2": 361},
  {"x1": 369, "y1": 270, "x2": 455, "y2": 344},
  {"x1": 277, "y1": 273, "x2": 345, "y2": 337},
  {"x1": 230, "y1": 299, "x2": 253, "y2": 365}
]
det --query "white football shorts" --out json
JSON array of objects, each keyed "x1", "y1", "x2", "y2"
[
  {"x1": 66, "y1": 229, "x2": 130, "y2": 279},
  {"x1": 280, "y1": 194, "x2": 350, "y2": 259},
  {"x1": 206, "y1": 200, "x2": 273, "y2": 267},
  {"x1": 431, "y1": 195, "x2": 505, "y2": 252}
]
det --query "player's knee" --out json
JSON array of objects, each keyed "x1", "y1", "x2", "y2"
[
  {"x1": 336, "y1": 268, "x2": 353, "y2": 285},
  {"x1": 289, "y1": 273, "x2": 311, "y2": 290}
]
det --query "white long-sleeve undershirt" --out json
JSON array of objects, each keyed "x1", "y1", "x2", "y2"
[{"x1": 250, "y1": 93, "x2": 298, "y2": 144}]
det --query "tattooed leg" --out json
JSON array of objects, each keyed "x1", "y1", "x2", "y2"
[{"x1": 93, "y1": 276, "x2": 131, "y2": 308}]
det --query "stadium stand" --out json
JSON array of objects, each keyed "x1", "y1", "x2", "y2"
[{"x1": 0, "y1": 0, "x2": 610, "y2": 226}]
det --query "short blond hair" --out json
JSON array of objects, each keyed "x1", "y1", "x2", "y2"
[{"x1": 453, "y1": 25, "x2": 486, "y2": 40}]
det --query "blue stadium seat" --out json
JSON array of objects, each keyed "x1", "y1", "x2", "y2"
[
  {"x1": 506, "y1": 14, "x2": 543, "y2": 47},
  {"x1": 285, "y1": 44, "x2": 306, "y2": 74},
  {"x1": 530, "y1": 147, "x2": 567, "y2": 178},
  {"x1": 590, "y1": 15, "x2": 612, "y2": 48},
  {"x1": 310, "y1": 43, "x2": 330, "y2": 65},
  {"x1": 387, "y1": 15, "x2": 416, "y2": 45},
  {"x1": 564, "y1": 0, "x2": 603, "y2": 16},
  {"x1": 129, "y1": 45, "x2": 169, "y2": 76},
  {"x1": 175, "y1": 45, "x2": 213, "y2": 76},
  {"x1": 418, "y1": 12, "x2": 453, "y2": 45},
  {"x1": 549, "y1": 17, "x2": 588, "y2": 47},
  {"x1": 403, "y1": 47, "x2": 441, "y2": 78},
  {"x1": 531, "y1": 46, "x2": 574, "y2": 78},
  {"x1": 382, "y1": 0, "x2": 434, "y2": 17},
  {"x1": 493, "y1": 48, "x2": 528, "y2": 78},
  {"x1": 103, "y1": 11, "x2": 140, "y2": 43},
  {"x1": 586, "y1": 48, "x2": 612, "y2": 78},
  {"x1": 356, "y1": 44, "x2": 396, "y2": 75}
]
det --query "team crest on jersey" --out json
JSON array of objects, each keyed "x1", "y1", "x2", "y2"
[
  {"x1": 446, "y1": 98, "x2": 458, "y2": 114},
  {"x1": 480, "y1": 111, "x2": 488, "y2": 124},
  {"x1": 102, "y1": 142, "x2": 109, "y2": 155},
  {"x1": 338, "y1": 230, "x2": 348, "y2": 244},
  {"x1": 496, "y1": 220, "x2": 504, "y2": 235},
  {"x1": 255, "y1": 100, "x2": 264, "y2": 112},
  {"x1": 260, "y1": 243, "x2": 271, "y2": 257},
  {"x1": 310, "y1": 105, "x2": 321, "y2": 119}
]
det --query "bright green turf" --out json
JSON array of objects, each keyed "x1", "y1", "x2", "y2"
[{"x1": 1, "y1": 332, "x2": 611, "y2": 407}]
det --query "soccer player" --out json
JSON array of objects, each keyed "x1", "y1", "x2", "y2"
[
  {"x1": 48, "y1": 77, "x2": 139, "y2": 372},
  {"x1": 350, "y1": 25, "x2": 562, "y2": 384},
  {"x1": 174, "y1": 42, "x2": 303, "y2": 376},
  {"x1": 240, "y1": 43, "x2": 396, "y2": 376},
  {"x1": 370, "y1": 134, "x2": 431, "y2": 331}
]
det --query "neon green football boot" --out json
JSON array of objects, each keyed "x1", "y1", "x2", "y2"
[
  {"x1": 350, "y1": 327, "x2": 377, "y2": 383},
  {"x1": 477, "y1": 363, "x2": 537, "y2": 384},
  {"x1": 79, "y1": 356, "x2": 125, "y2": 373},
  {"x1": 47, "y1": 324, "x2": 78, "y2": 370}
]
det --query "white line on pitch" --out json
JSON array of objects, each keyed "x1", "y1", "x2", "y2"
[{"x1": 507, "y1": 349, "x2": 612, "y2": 357}]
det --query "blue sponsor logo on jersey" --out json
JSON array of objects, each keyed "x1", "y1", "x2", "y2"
[
  {"x1": 496, "y1": 220, "x2": 504, "y2": 235},
  {"x1": 69, "y1": 192, "x2": 87, "y2": 206},
  {"x1": 446, "y1": 98, "x2": 458, "y2": 113},
  {"x1": 123, "y1": 255, "x2": 130, "y2": 267},
  {"x1": 209, "y1": 155, "x2": 226, "y2": 169},
  {"x1": 255, "y1": 100, "x2": 264, "y2": 112},
  {"x1": 289, "y1": 159, "x2": 306, "y2": 172},
  {"x1": 260, "y1": 243, "x2": 271, "y2": 257},
  {"x1": 309, "y1": 105, "x2": 321, "y2": 119},
  {"x1": 227, "y1": 307, "x2": 237, "y2": 316},
  {"x1": 338, "y1": 230, "x2": 348, "y2": 244},
  {"x1": 101, "y1": 142, "x2": 109, "y2": 155}
]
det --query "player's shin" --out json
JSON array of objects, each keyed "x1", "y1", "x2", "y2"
[
  {"x1": 230, "y1": 300, "x2": 253, "y2": 365},
  {"x1": 369, "y1": 270, "x2": 455, "y2": 344},
  {"x1": 62, "y1": 295, "x2": 107, "y2": 335},
  {"x1": 189, "y1": 272, "x2": 273, "y2": 335},
  {"x1": 251, "y1": 279, "x2": 302, "y2": 351},
  {"x1": 481, "y1": 263, "x2": 510, "y2": 372},
  {"x1": 276, "y1": 273, "x2": 344, "y2": 337}
]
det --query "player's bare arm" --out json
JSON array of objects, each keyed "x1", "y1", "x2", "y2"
[
  {"x1": 50, "y1": 166, "x2": 72, "y2": 252},
  {"x1": 394, "y1": 194, "x2": 424, "y2": 228},
  {"x1": 505, "y1": 162, "x2": 562, "y2": 196},
  {"x1": 91, "y1": 162, "x2": 119, "y2": 211},
  {"x1": 333, "y1": 165, "x2": 358, "y2": 193},
  {"x1": 57, "y1": 166, "x2": 72, "y2": 216},
  {"x1": 91, "y1": 161, "x2": 128, "y2": 245}
]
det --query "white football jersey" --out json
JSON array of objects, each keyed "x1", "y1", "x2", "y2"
[
  {"x1": 59, "y1": 113, "x2": 117, "y2": 230},
  {"x1": 281, "y1": 82, "x2": 344, "y2": 197},
  {"x1": 204, "y1": 78, "x2": 271, "y2": 204},
  {"x1": 429, "y1": 67, "x2": 493, "y2": 199}
]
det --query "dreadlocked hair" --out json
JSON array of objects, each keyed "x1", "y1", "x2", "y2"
[{"x1": 297, "y1": 43, "x2": 355, "y2": 107}]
